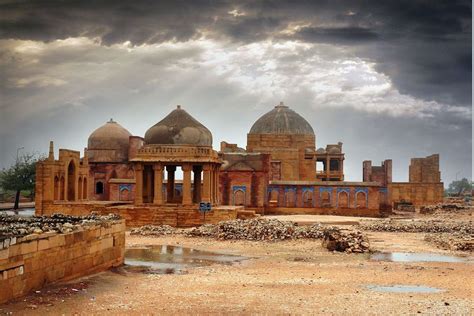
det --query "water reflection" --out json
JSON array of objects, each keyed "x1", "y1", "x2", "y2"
[
  {"x1": 125, "y1": 245, "x2": 247, "y2": 274},
  {"x1": 370, "y1": 252, "x2": 470, "y2": 263}
]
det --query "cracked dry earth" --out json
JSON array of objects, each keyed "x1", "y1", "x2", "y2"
[{"x1": 1, "y1": 230, "x2": 473, "y2": 315}]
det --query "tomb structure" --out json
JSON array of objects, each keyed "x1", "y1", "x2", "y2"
[{"x1": 35, "y1": 102, "x2": 444, "y2": 224}]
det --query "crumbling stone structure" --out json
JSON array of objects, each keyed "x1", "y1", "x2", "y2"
[{"x1": 390, "y1": 154, "x2": 443, "y2": 207}]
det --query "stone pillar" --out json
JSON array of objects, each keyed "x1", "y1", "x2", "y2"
[
  {"x1": 202, "y1": 164, "x2": 211, "y2": 202},
  {"x1": 153, "y1": 164, "x2": 163, "y2": 205},
  {"x1": 134, "y1": 164, "x2": 143, "y2": 205},
  {"x1": 182, "y1": 164, "x2": 192, "y2": 205},
  {"x1": 193, "y1": 165, "x2": 202, "y2": 203},
  {"x1": 166, "y1": 165, "x2": 176, "y2": 203},
  {"x1": 326, "y1": 156, "x2": 330, "y2": 179},
  {"x1": 214, "y1": 165, "x2": 220, "y2": 204}
]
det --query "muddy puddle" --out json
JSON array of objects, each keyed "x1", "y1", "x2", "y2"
[
  {"x1": 370, "y1": 252, "x2": 470, "y2": 263},
  {"x1": 125, "y1": 245, "x2": 248, "y2": 274},
  {"x1": 366, "y1": 285, "x2": 444, "y2": 293}
]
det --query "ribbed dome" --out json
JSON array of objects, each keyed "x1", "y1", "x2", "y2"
[
  {"x1": 249, "y1": 102, "x2": 314, "y2": 135},
  {"x1": 144, "y1": 105, "x2": 212, "y2": 146},
  {"x1": 87, "y1": 119, "x2": 132, "y2": 162}
]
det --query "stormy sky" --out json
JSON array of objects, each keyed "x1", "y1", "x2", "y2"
[{"x1": 0, "y1": 0, "x2": 472, "y2": 185}]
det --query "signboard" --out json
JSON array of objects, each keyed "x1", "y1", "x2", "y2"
[{"x1": 199, "y1": 202, "x2": 212, "y2": 212}]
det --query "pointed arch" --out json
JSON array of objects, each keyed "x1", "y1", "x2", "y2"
[
  {"x1": 67, "y1": 160, "x2": 76, "y2": 201},
  {"x1": 54, "y1": 176, "x2": 60, "y2": 200}
]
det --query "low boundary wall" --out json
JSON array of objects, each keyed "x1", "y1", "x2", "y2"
[{"x1": 0, "y1": 219, "x2": 125, "y2": 304}]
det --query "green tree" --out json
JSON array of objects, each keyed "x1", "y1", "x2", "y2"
[
  {"x1": 0, "y1": 153, "x2": 40, "y2": 209},
  {"x1": 446, "y1": 178, "x2": 472, "y2": 195}
]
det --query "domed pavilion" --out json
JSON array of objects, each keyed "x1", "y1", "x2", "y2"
[{"x1": 132, "y1": 105, "x2": 221, "y2": 206}]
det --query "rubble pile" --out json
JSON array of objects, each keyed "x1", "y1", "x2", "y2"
[
  {"x1": 0, "y1": 213, "x2": 121, "y2": 241},
  {"x1": 186, "y1": 218, "x2": 325, "y2": 241},
  {"x1": 360, "y1": 219, "x2": 473, "y2": 234},
  {"x1": 424, "y1": 233, "x2": 474, "y2": 252},
  {"x1": 130, "y1": 225, "x2": 177, "y2": 236},
  {"x1": 420, "y1": 203, "x2": 471, "y2": 215},
  {"x1": 322, "y1": 228, "x2": 370, "y2": 253}
]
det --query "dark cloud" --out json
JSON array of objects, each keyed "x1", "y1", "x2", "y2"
[
  {"x1": 294, "y1": 27, "x2": 379, "y2": 43},
  {"x1": 0, "y1": 0, "x2": 471, "y2": 107},
  {"x1": 0, "y1": 0, "x2": 471, "y2": 183}
]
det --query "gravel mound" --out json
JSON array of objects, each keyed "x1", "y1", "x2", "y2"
[{"x1": 0, "y1": 213, "x2": 121, "y2": 241}]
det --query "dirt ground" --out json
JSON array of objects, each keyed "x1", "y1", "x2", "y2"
[{"x1": 1, "y1": 215, "x2": 473, "y2": 315}]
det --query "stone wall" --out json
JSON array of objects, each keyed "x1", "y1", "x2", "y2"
[
  {"x1": 389, "y1": 182, "x2": 444, "y2": 207},
  {"x1": 37, "y1": 202, "x2": 246, "y2": 228},
  {"x1": 409, "y1": 154, "x2": 441, "y2": 183},
  {"x1": 0, "y1": 220, "x2": 125, "y2": 304},
  {"x1": 246, "y1": 134, "x2": 316, "y2": 181}
]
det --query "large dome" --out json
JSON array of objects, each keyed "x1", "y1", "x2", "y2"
[
  {"x1": 144, "y1": 105, "x2": 212, "y2": 146},
  {"x1": 87, "y1": 119, "x2": 132, "y2": 162},
  {"x1": 249, "y1": 102, "x2": 314, "y2": 135}
]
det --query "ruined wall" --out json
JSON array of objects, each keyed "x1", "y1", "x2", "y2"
[
  {"x1": 246, "y1": 134, "x2": 316, "y2": 181},
  {"x1": 389, "y1": 182, "x2": 444, "y2": 207},
  {"x1": 363, "y1": 160, "x2": 392, "y2": 186},
  {"x1": 409, "y1": 154, "x2": 441, "y2": 183},
  {"x1": 35, "y1": 148, "x2": 90, "y2": 214},
  {"x1": 265, "y1": 183, "x2": 381, "y2": 217},
  {"x1": 37, "y1": 202, "x2": 247, "y2": 228},
  {"x1": 0, "y1": 220, "x2": 125, "y2": 304}
]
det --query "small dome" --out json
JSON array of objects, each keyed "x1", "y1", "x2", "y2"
[
  {"x1": 87, "y1": 119, "x2": 132, "y2": 162},
  {"x1": 316, "y1": 147, "x2": 326, "y2": 154},
  {"x1": 249, "y1": 102, "x2": 314, "y2": 135},
  {"x1": 144, "y1": 105, "x2": 212, "y2": 146}
]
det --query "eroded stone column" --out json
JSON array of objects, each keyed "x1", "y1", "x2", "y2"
[
  {"x1": 182, "y1": 164, "x2": 192, "y2": 205},
  {"x1": 153, "y1": 164, "x2": 163, "y2": 205},
  {"x1": 134, "y1": 164, "x2": 143, "y2": 205},
  {"x1": 166, "y1": 165, "x2": 176, "y2": 203},
  {"x1": 202, "y1": 164, "x2": 211, "y2": 202}
]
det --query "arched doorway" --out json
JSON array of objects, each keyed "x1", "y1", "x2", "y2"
[
  {"x1": 302, "y1": 190, "x2": 313, "y2": 207},
  {"x1": 54, "y1": 176, "x2": 59, "y2": 200},
  {"x1": 356, "y1": 192, "x2": 367, "y2": 208},
  {"x1": 285, "y1": 189, "x2": 296, "y2": 207},
  {"x1": 233, "y1": 190, "x2": 245, "y2": 206},
  {"x1": 338, "y1": 191, "x2": 349, "y2": 208},
  {"x1": 67, "y1": 161, "x2": 76, "y2": 201},
  {"x1": 320, "y1": 190, "x2": 331, "y2": 207}
]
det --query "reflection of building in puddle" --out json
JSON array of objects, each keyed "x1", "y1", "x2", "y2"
[{"x1": 124, "y1": 245, "x2": 247, "y2": 275}]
